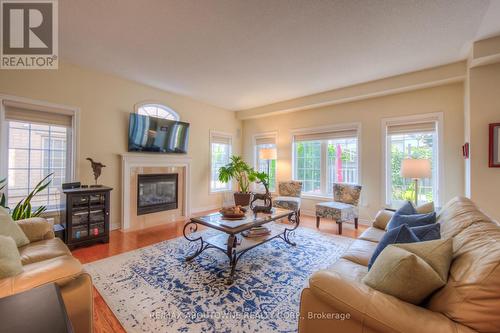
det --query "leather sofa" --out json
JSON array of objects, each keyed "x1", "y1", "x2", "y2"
[
  {"x1": 0, "y1": 217, "x2": 92, "y2": 333},
  {"x1": 299, "y1": 197, "x2": 500, "y2": 333}
]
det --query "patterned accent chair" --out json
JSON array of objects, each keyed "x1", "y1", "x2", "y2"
[
  {"x1": 273, "y1": 181, "x2": 303, "y2": 219},
  {"x1": 315, "y1": 183, "x2": 362, "y2": 235}
]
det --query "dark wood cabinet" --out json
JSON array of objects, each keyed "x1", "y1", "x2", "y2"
[{"x1": 62, "y1": 186, "x2": 112, "y2": 249}]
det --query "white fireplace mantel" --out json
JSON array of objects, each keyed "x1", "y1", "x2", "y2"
[{"x1": 121, "y1": 153, "x2": 192, "y2": 230}]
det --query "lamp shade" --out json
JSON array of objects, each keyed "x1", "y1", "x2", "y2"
[
  {"x1": 401, "y1": 159, "x2": 431, "y2": 179},
  {"x1": 259, "y1": 148, "x2": 277, "y2": 160}
]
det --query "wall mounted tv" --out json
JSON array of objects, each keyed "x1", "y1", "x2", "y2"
[{"x1": 128, "y1": 113, "x2": 190, "y2": 154}]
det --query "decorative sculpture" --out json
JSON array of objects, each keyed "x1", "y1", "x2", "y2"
[
  {"x1": 250, "y1": 178, "x2": 273, "y2": 213},
  {"x1": 86, "y1": 158, "x2": 106, "y2": 187}
]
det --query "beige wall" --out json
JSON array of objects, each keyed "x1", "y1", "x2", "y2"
[
  {"x1": 0, "y1": 63, "x2": 241, "y2": 229},
  {"x1": 469, "y1": 62, "x2": 500, "y2": 222},
  {"x1": 242, "y1": 83, "x2": 465, "y2": 221}
]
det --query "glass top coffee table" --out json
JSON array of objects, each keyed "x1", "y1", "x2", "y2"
[{"x1": 183, "y1": 208, "x2": 298, "y2": 284}]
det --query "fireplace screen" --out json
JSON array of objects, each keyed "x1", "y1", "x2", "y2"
[{"x1": 137, "y1": 173, "x2": 178, "y2": 215}]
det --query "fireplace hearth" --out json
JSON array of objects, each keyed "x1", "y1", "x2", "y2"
[{"x1": 137, "y1": 173, "x2": 178, "y2": 215}]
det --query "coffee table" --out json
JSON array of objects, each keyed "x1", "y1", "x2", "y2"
[{"x1": 183, "y1": 208, "x2": 298, "y2": 284}]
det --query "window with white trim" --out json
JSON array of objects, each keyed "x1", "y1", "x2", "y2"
[
  {"x1": 210, "y1": 132, "x2": 232, "y2": 192},
  {"x1": 254, "y1": 135, "x2": 277, "y2": 192},
  {"x1": 293, "y1": 127, "x2": 359, "y2": 195},
  {"x1": 385, "y1": 119, "x2": 439, "y2": 206},
  {"x1": 3, "y1": 101, "x2": 73, "y2": 211},
  {"x1": 136, "y1": 103, "x2": 179, "y2": 120}
]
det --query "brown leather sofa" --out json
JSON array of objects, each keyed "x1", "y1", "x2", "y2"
[
  {"x1": 0, "y1": 217, "x2": 92, "y2": 333},
  {"x1": 299, "y1": 197, "x2": 500, "y2": 333}
]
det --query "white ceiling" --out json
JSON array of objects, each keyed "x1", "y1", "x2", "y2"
[{"x1": 60, "y1": 0, "x2": 500, "y2": 111}]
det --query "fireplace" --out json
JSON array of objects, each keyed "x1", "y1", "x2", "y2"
[{"x1": 137, "y1": 173, "x2": 178, "y2": 215}]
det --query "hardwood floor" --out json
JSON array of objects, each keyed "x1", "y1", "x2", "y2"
[{"x1": 71, "y1": 213, "x2": 367, "y2": 333}]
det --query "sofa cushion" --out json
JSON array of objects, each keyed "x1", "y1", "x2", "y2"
[
  {"x1": 0, "y1": 207, "x2": 29, "y2": 247},
  {"x1": 358, "y1": 227, "x2": 386, "y2": 243},
  {"x1": 437, "y1": 196, "x2": 492, "y2": 239},
  {"x1": 427, "y1": 220, "x2": 500, "y2": 333},
  {"x1": 16, "y1": 218, "x2": 54, "y2": 243},
  {"x1": 363, "y1": 239, "x2": 452, "y2": 305},
  {"x1": 326, "y1": 258, "x2": 368, "y2": 283},
  {"x1": 341, "y1": 239, "x2": 378, "y2": 267},
  {"x1": 386, "y1": 211, "x2": 436, "y2": 231},
  {"x1": 0, "y1": 235, "x2": 23, "y2": 278},
  {"x1": 411, "y1": 223, "x2": 441, "y2": 241},
  {"x1": 18, "y1": 238, "x2": 71, "y2": 265},
  {"x1": 368, "y1": 225, "x2": 420, "y2": 269},
  {"x1": 416, "y1": 201, "x2": 435, "y2": 214}
]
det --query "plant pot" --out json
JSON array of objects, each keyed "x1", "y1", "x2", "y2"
[{"x1": 234, "y1": 192, "x2": 252, "y2": 207}]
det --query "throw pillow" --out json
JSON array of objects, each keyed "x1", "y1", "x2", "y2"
[
  {"x1": 0, "y1": 235, "x2": 23, "y2": 278},
  {"x1": 363, "y1": 239, "x2": 452, "y2": 304},
  {"x1": 416, "y1": 202, "x2": 435, "y2": 214},
  {"x1": 411, "y1": 223, "x2": 440, "y2": 241},
  {"x1": 0, "y1": 207, "x2": 29, "y2": 247},
  {"x1": 397, "y1": 201, "x2": 417, "y2": 215},
  {"x1": 386, "y1": 211, "x2": 436, "y2": 231},
  {"x1": 368, "y1": 225, "x2": 419, "y2": 270}
]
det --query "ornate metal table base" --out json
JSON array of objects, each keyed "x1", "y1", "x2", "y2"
[{"x1": 183, "y1": 211, "x2": 298, "y2": 284}]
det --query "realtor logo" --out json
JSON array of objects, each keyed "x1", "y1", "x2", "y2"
[{"x1": 1, "y1": 0, "x2": 58, "y2": 69}]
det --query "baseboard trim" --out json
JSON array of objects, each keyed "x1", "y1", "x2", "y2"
[{"x1": 191, "y1": 204, "x2": 220, "y2": 215}]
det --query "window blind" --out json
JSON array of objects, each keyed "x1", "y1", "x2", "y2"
[
  {"x1": 211, "y1": 134, "x2": 232, "y2": 145},
  {"x1": 255, "y1": 136, "x2": 276, "y2": 145},
  {"x1": 294, "y1": 128, "x2": 358, "y2": 142},
  {"x1": 387, "y1": 121, "x2": 436, "y2": 135},
  {"x1": 3, "y1": 100, "x2": 73, "y2": 128}
]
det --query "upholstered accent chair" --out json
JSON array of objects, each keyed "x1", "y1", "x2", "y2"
[
  {"x1": 273, "y1": 181, "x2": 303, "y2": 219},
  {"x1": 315, "y1": 183, "x2": 362, "y2": 234}
]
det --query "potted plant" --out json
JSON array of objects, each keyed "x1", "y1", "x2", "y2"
[{"x1": 218, "y1": 155, "x2": 257, "y2": 206}]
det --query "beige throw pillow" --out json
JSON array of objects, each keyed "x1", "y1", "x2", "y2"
[
  {"x1": 0, "y1": 207, "x2": 29, "y2": 247},
  {"x1": 416, "y1": 202, "x2": 435, "y2": 214},
  {"x1": 0, "y1": 235, "x2": 23, "y2": 278},
  {"x1": 362, "y1": 238, "x2": 452, "y2": 304}
]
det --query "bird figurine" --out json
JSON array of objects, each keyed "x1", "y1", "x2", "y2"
[{"x1": 86, "y1": 158, "x2": 106, "y2": 187}]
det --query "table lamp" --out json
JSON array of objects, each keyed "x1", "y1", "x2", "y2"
[
  {"x1": 259, "y1": 148, "x2": 277, "y2": 182},
  {"x1": 400, "y1": 158, "x2": 431, "y2": 206}
]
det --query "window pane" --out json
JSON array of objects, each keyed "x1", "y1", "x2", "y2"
[
  {"x1": 8, "y1": 128, "x2": 29, "y2": 149},
  {"x1": 7, "y1": 122, "x2": 70, "y2": 211},
  {"x1": 256, "y1": 143, "x2": 276, "y2": 192},
  {"x1": 211, "y1": 142, "x2": 231, "y2": 192},
  {"x1": 327, "y1": 138, "x2": 358, "y2": 193},
  {"x1": 294, "y1": 141, "x2": 321, "y2": 194},
  {"x1": 389, "y1": 132, "x2": 435, "y2": 205}
]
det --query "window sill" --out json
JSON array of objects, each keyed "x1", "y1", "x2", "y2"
[{"x1": 300, "y1": 193, "x2": 333, "y2": 201}]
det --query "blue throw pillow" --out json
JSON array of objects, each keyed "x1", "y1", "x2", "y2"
[
  {"x1": 397, "y1": 201, "x2": 417, "y2": 215},
  {"x1": 368, "y1": 225, "x2": 419, "y2": 270},
  {"x1": 386, "y1": 211, "x2": 436, "y2": 231},
  {"x1": 411, "y1": 223, "x2": 441, "y2": 241}
]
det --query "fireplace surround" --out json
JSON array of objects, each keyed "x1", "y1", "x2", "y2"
[{"x1": 137, "y1": 173, "x2": 178, "y2": 215}]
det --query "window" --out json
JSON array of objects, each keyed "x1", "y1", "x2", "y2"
[
  {"x1": 210, "y1": 132, "x2": 232, "y2": 193},
  {"x1": 384, "y1": 117, "x2": 440, "y2": 206},
  {"x1": 2, "y1": 100, "x2": 74, "y2": 211},
  {"x1": 254, "y1": 135, "x2": 277, "y2": 192},
  {"x1": 293, "y1": 126, "x2": 359, "y2": 195},
  {"x1": 136, "y1": 103, "x2": 179, "y2": 120}
]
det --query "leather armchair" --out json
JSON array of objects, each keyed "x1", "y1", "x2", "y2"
[{"x1": 0, "y1": 217, "x2": 93, "y2": 333}]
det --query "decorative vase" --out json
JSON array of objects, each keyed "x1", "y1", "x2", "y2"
[{"x1": 233, "y1": 192, "x2": 252, "y2": 206}]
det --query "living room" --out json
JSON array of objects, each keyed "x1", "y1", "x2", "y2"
[{"x1": 0, "y1": 1, "x2": 499, "y2": 333}]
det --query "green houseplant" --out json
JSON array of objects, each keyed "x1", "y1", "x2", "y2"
[
  {"x1": 10, "y1": 173, "x2": 53, "y2": 221},
  {"x1": 218, "y1": 155, "x2": 258, "y2": 206}
]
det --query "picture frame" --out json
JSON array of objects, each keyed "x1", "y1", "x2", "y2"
[{"x1": 489, "y1": 123, "x2": 500, "y2": 167}]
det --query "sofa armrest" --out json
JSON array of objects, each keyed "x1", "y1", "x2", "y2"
[
  {"x1": 307, "y1": 270, "x2": 475, "y2": 333},
  {"x1": 16, "y1": 217, "x2": 55, "y2": 242},
  {"x1": 0, "y1": 256, "x2": 83, "y2": 298},
  {"x1": 372, "y1": 209, "x2": 394, "y2": 230}
]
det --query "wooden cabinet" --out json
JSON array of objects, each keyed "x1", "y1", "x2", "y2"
[{"x1": 62, "y1": 186, "x2": 112, "y2": 249}]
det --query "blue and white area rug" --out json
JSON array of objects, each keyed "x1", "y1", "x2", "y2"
[{"x1": 84, "y1": 226, "x2": 353, "y2": 333}]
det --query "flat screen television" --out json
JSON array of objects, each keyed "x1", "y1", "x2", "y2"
[{"x1": 128, "y1": 113, "x2": 190, "y2": 153}]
